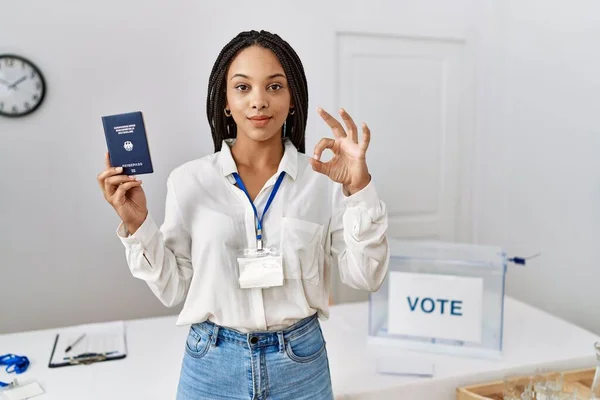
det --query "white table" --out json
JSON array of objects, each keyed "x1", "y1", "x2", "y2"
[{"x1": 0, "y1": 297, "x2": 598, "y2": 399}]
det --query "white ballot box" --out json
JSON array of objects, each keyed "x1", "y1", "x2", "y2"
[{"x1": 369, "y1": 239, "x2": 507, "y2": 360}]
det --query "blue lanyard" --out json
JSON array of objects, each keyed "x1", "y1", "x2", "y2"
[
  {"x1": 0, "y1": 354, "x2": 29, "y2": 387},
  {"x1": 232, "y1": 171, "x2": 286, "y2": 250}
]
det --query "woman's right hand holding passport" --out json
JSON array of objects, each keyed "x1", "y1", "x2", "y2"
[{"x1": 97, "y1": 152, "x2": 148, "y2": 235}]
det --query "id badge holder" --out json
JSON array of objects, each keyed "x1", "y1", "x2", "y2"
[{"x1": 237, "y1": 245, "x2": 284, "y2": 289}]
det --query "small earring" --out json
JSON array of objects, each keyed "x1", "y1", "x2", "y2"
[
  {"x1": 224, "y1": 108, "x2": 232, "y2": 117},
  {"x1": 289, "y1": 108, "x2": 295, "y2": 115}
]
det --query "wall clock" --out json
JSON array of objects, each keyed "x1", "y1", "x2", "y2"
[{"x1": 0, "y1": 54, "x2": 46, "y2": 117}]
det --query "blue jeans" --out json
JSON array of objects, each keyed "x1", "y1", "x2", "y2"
[{"x1": 176, "y1": 313, "x2": 334, "y2": 400}]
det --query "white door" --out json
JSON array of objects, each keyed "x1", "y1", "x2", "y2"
[{"x1": 330, "y1": 18, "x2": 476, "y2": 304}]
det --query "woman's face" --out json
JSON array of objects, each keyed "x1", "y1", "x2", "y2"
[{"x1": 226, "y1": 45, "x2": 293, "y2": 144}]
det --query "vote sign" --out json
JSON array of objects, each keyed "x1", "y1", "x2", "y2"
[{"x1": 387, "y1": 272, "x2": 484, "y2": 343}]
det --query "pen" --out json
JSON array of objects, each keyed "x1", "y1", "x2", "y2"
[{"x1": 65, "y1": 333, "x2": 86, "y2": 353}]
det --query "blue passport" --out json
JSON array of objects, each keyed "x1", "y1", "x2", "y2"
[{"x1": 102, "y1": 111, "x2": 153, "y2": 175}]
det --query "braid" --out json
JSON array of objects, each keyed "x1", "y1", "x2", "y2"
[{"x1": 206, "y1": 30, "x2": 309, "y2": 153}]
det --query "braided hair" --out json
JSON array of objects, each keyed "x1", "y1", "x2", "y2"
[{"x1": 206, "y1": 30, "x2": 309, "y2": 153}]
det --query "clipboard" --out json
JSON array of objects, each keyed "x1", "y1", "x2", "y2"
[{"x1": 48, "y1": 321, "x2": 127, "y2": 368}]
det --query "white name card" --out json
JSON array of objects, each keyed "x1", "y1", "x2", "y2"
[{"x1": 387, "y1": 272, "x2": 484, "y2": 343}]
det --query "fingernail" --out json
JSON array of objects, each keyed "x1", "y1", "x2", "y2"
[
  {"x1": 313, "y1": 154, "x2": 318, "y2": 160},
  {"x1": 129, "y1": 175, "x2": 137, "y2": 180},
  {"x1": 115, "y1": 167, "x2": 123, "y2": 172}
]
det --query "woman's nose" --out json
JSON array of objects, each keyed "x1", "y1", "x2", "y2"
[{"x1": 251, "y1": 90, "x2": 269, "y2": 110}]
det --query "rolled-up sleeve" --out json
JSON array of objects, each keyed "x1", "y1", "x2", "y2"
[
  {"x1": 329, "y1": 180, "x2": 390, "y2": 292},
  {"x1": 116, "y1": 175, "x2": 193, "y2": 307}
]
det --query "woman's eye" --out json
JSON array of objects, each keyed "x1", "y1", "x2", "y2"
[
  {"x1": 269, "y1": 84, "x2": 283, "y2": 91},
  {"x1": 235, "y1": 84, "x2": 249, "y2": 91}
]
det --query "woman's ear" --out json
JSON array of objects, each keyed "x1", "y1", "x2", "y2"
[{"x1": 224, "y1": 99, "x2": 231, "y2": 117}]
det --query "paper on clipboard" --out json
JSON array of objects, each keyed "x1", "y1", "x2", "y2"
[{"x1": 48, "y1": 321, "x2": 127, "y2": 367}]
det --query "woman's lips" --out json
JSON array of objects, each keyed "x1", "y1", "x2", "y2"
[{"x1": 248, "y1": 116, "x2": 272, "y2": 127}]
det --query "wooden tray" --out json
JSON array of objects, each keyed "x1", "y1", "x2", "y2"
[{"x1": 456, "y1": 368, "x2": 596, "y2": 400}]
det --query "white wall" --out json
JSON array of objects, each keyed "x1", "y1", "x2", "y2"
[
  {"x1": 2, "y1": 0, "x2": 599, "y2": 336},
  {"x1": 473, "y1": 0, "x2": 600, "y2": 335}
]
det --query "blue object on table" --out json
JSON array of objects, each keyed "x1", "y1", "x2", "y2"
[{"x1": 0, "y1": 353, "x2": 30, "y2": 387}]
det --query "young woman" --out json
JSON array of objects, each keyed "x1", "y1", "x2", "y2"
[{"x1": 98, "y1": 30, "x2": 389, "y2": 400}]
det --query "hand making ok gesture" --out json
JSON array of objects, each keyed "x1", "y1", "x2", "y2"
[{"x1": 309, "y1": 108, "x2": 372, "y2": 195}]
